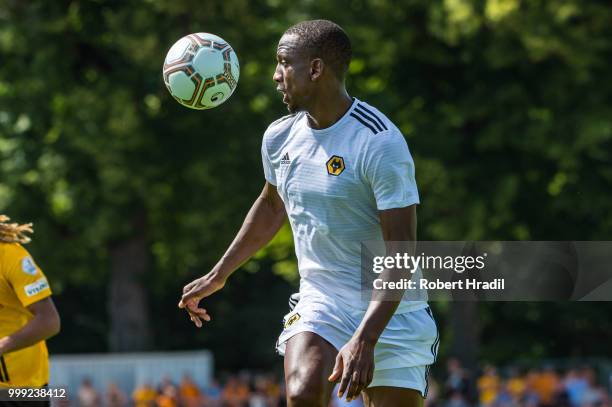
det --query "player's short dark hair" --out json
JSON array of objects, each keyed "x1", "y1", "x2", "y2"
[{"x1": 284, "y1": 19, "x2": 352, "y2": 79}]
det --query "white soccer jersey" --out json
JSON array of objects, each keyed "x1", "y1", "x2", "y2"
[{"x1": 262, "y1": 98, "x2": 426, "y2": 313}]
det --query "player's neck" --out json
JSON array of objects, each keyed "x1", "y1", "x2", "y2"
[{"x1": 306, "y1": 90, "x2": 352, "y2": 130}]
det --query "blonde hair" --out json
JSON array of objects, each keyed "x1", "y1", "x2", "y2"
[{"x1": 0, "y1": 215, "x2": 33, "y2": 244}]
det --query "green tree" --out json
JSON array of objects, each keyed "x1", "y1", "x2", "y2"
[{"x1": 0, "y1": 0, "x2": 610, "y2": 370}]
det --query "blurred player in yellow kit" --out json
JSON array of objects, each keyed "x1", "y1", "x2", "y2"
[{"x1": 0, "y1": 215, "x2": 60, "y2": 402}]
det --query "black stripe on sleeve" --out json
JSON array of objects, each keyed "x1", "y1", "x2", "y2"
[
  {"x1": 349, "y1": 112, "x2": 377, "y2": 134},
  {"x1": 357, "y1": 103, "x2": 388, "y2": 130},
  {"x1": 354, "y1": 106, "x2": 383, "y2": 131},
  {"x1": 354, "y1": 106, "x2": 384, "y2": 133}
]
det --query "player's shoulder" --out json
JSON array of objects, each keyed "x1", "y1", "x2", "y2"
[
  {"x1": 263, "y1": 112, "x2": 304, "y2": 141},
  {"x1": 350, "y1": 99, "x2": 404, "y2": 142},
  {"x1": 353, "y1": 100, "x2": 391, "y2": 124},
  {"x1": 0, "y1": 242, "x2": 35, "y2": 276},
  {"x1": 0, "y1": 242, "x2": 29, "y2": 261}
]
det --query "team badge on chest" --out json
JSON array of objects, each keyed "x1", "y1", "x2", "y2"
[{"x1": 326, "y1": 155, "x2": 345, "y2": 176}]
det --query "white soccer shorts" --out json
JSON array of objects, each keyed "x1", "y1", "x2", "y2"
[{"x1": 276, "y1": 293, "x2": 439, "y2": 397}]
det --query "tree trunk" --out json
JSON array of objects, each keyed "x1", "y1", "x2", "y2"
[
  {"x1": 107, "y1": 214, "x2": 152, "y2": 351},
  {"x1": 448, "y1": 301, "x2": 480, "y2": 403},
  {"x1": 448, "y1": 302, "x2": 480, "y2": 370}
]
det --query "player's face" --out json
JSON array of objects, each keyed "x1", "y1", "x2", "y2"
[{"x1": 274, "y1": 34, "x2": 314, "y2": 113}]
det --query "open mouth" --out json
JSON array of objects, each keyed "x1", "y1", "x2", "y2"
[{"x1": 277, "y1": 89, "x2": 289, "y2": 104}]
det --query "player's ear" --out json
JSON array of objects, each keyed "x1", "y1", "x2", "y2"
[{"x1": 310, "y1": 58, "x2": 323, "y2": 81}]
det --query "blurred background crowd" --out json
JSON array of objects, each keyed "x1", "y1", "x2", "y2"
[{"x1": 63, "y1": 360, "x2": 610, "y2": 407}]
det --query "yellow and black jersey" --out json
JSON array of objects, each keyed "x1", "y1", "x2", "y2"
[{"x1": 0, "y1": 243, "x2": 52, "y2": 387}]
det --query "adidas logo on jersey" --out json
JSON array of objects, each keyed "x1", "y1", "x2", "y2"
[{"x1": 280, "y1": 152, "x2": 291, "y2": 165}]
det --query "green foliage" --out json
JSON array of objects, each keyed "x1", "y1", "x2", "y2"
[{"x1": 0, "y1": 0, "x2": 610, "y2": 367}]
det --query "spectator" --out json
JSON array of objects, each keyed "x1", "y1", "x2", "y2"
[
  {"x1": 179, "y1": 374, "x2": 202, "y2": 407},
  {"x1": 203, "y1": 379, "x2": 222, "y2": 407},
  {"x1": 532, "y1": 366, "x2": 560, "y2": 407},
  {"x1": 222, "y1": 376, "x2": 249, "y2": 407},
  {"x1": 78, "y1": 377, "x2": 101, "y2": 407},
  {"x1": 250, "y1": 374, "x2": 282, "y2": 407},
  {"x1": 523, "y1": 370, "x2": 541, "y2": 407},
  {"x1": 477, "y1": 365, "x2": 500, "y2": 407},
  {"x1": 445, "y1": 358, "x2": 471, "y2": 403},
  {"x1": 552, "y1": 378, "x2": 571, "y2": 407},
  {"x1": 156, "y1": 377, "x2": 179, "y2": 407},
  {"x1": 133, "y1": 382, "x2": 157, "y2": 407},
  {"x1": 565, "y1": 369, "x2": 588, "y2": 407},
  {"x1": 444, "y1": 391, "x2": 470, "y2": 407},
  {"x1": 106, "y1": 383, "x2": 128, "y2": 407},
  {"x1": 248, "y1": 384, "x2": 267, "y2": 407},
  {"x1": 506, "y1": 368, "x2": 526, "y2": 402},
  {"x1": 579, "y1": 368, "x2": 606, "y2": 407},
  {"x1": 493, "y1": 382, "x2": 515, "y2": 407}
]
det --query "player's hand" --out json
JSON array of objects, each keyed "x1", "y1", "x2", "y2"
[
  {"x1": 178, "y1": 271, "x2": 226, "y2": 328},
  {"x1": 328, "y1": 336, "x2": 375, "y2": 402}
]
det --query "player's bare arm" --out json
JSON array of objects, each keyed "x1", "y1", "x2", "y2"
[
  {"x1": 329, "y1": 205, "x2": 417, "y2": 401},
  {"x1": 0, "y1": 297, "x2": 60, "y2": 355},
  {"x1": 179, "y1": 181, "x2": 286, "y2": 327}
]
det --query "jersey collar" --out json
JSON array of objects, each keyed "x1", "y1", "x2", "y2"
[{"x1": 306, "y1": 97, "x2": 357, "y2": 135}]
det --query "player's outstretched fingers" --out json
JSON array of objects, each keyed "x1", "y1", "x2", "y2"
[
  {"x1": 328, "y1": 353, "x2": 343, "y2": 384},
  {"x1": 354, "y1": 367, "x2": 370, "y2": 400},
  {"x1": 346, "y1": 370, "x2": 361, "y2": 401},
  {"x1": 190, "y1": 309, "x2": 211, "y2": 323},
  {"x1": 189, "y1": 313, "x2": 202, "y2": 328},
  {"x1": 179, "y1": 295, "x2": 210, "y2": 328},
  {"x1": 354, "y1": 368, "x2": 369, "y2": 401},
  {"x1": 186, "y1": 309, "x2": 206, "y2": 327},
  {"x1": 186, "y1": 301, "x2": 211, "y2": 326},
  {"x1": 192, "y1": 308, "x2": 211, "y2": 321},
  {"x1": 338, "y1": 359, "x2": 354, "y2": 399}
]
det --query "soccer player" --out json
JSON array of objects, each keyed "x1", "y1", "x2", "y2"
[
  {"x1": 179, "y1": 20, "x2": 438, "y2": 407},
  {"x1": 0, "y1": 215, "x2": 60, "y2": 403}
]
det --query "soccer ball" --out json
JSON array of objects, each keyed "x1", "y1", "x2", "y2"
[{"x1": 162, "y1": 33, "x2": 240, "y2": 110}]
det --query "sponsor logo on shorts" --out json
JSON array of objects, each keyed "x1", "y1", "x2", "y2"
[
  {"x1": 21, "y1": 257, "x2": 38, "y2": 276},
  {"x1": 284, "y1": 312, "x2": 301, "y2": 329},
  {"x1": 24, "y1": 278, "x2": 49, "y2": 297}
]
